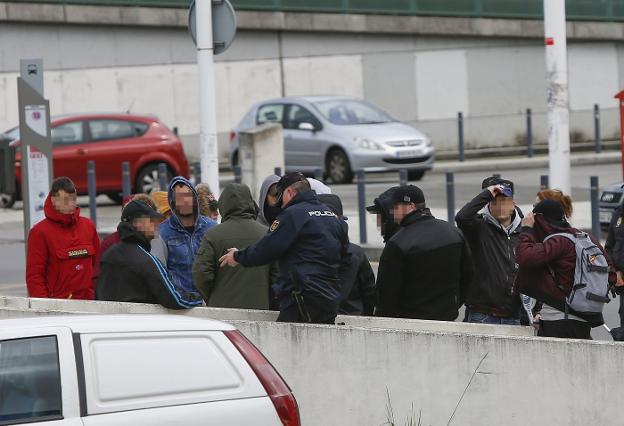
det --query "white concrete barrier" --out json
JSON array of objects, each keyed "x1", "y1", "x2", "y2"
[{"x1": 0, "y1": 297, "x2": 620, "y2": 426}]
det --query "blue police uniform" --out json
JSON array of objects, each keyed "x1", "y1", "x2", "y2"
[{"x1": 234, "y1": 190, "x2": 349, "y2": 320}]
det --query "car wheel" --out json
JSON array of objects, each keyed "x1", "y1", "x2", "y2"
[
  {"x1": 107, "y1": 192, "x2": 124, "y2": 205},
  {"x1": 326, "y1": 149, "x2": 353, "y2": 184},
  {"x1": 408, "y1": 170, "x2": 425, "y2": 181},
  {"x1": 0, "y1": 192, "x2": 16, "y2": 209},
  {"x1": 136, "y1": 164, "x2": 173, "y2": 194}
]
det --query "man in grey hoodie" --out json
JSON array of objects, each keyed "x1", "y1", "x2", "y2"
[
  {"x1": 257, "y1": 175, "x2": 281, "y2": 227},
  {"x1": 455, "y1": 177, "x2": 524, "y2": 325}
]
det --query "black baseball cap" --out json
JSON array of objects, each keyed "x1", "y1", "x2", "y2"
[
  {"x1": 275, "y1": 171, "x2": 308, "y2": 204},
  {"x1": 121, "y1": 200, "x2": 163, "y2": 222},
  {"x1": 482, "y1": 176, "x2": 514, "y2": 197},
  {"x1": 390, "y1": 185, "x2": 426, "y2": 205},
  {"x1": 366, "y1": 186, "x2": 400, "y2": 214},
  {"x1": 533, "y1": 199, "x2": 568, "y2": 227}
]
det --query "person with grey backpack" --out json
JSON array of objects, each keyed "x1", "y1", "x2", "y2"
[{"x1": 515, "y1": 199, "x2": 616, "y2": 339}]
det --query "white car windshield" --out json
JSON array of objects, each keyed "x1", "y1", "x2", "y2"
[{"x1": 313, "y1": 100, "x2": 396, "y2": 125}]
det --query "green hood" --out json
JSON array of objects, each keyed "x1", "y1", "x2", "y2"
[{"x1": 218, "y1": 183, "x2": 257, "y2": 222}]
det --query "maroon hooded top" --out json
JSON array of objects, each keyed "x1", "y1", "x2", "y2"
[{"x1": 515, "y1": 215, "x2": 614, "y2": 325}]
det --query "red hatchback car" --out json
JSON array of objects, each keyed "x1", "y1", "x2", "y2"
[{"x1": 1, "y1": 113, "x2": 189, "y2": 208}]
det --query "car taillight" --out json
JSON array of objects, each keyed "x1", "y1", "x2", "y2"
[
  {"x1": 224, "y1": 330, "x2": 300, "y2": 426},
  {"x1": 229, "y1": 131, "x2": 236, "y2": 142}
]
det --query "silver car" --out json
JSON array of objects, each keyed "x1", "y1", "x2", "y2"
[{"x1": 229, "y1": 96, "x2": 435, "y2": 184}]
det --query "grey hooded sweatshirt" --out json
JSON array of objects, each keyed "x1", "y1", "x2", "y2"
[{"x1": 257, "y1": 175, "x2": 281, "y2": 227}]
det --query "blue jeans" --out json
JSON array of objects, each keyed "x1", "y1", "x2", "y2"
[{"x1": 465, "y1": 311, "x2": 520, "y2": 326}]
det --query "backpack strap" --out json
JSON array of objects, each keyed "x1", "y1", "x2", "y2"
[
  {"x1": 542, "y1": 232, "x2": 578, "y2": 320},
  {"x1": 543, "y1": 232, "x2": 577, "y2": 243}
]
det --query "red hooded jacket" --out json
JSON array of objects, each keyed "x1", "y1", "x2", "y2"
[{"x1": 26, "y1": 194, "x2": 100, "y2": 299}]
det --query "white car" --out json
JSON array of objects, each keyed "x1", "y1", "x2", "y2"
[{"x1": 0, "y1": 315, "x2": 299, "y2": 426}]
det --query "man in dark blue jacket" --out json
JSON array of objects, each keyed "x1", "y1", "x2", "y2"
[
  {"x1": 219, "y1": 172, "x2": 350, "y2": 323},
  {"x1": 152, "y1": 177, "x2": 217, "y2": 296}
]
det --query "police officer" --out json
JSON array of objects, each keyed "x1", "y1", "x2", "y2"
[
  {"x1": 605, "y1": 204, "x2": 624, "y2": 326},
  {"x1": 219, "y1": 172, "x2": 350, "y2": 323}
]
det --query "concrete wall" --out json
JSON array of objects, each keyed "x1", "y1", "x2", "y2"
[
  {"x1": 0, "y1": 297, "x2": 622, "y2": 425},
  {"x1": 1, "y1": 4, "x2": 623, "y2": 166}
]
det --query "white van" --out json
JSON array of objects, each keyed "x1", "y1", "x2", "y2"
[{"x1": 0, "y1": 315, "x2": 299, "y2": 426}]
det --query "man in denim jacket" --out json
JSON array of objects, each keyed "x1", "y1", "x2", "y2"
[{"x1": 152, "y1": 176, "x2": 217, "y2": 296}]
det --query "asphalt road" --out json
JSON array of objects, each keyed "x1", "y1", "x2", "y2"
[
  {"x1": 0, "y1": 162, "x2": 621, "y2": 340},
  {"x1": 332, "y1": 162, "x2": 621, "y2": 211}
]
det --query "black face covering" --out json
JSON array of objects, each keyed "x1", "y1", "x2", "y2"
[
  {"x1": 381, "y1": 216, "x2": 400, "y2": 242},
  {"x1": 264, "y1": 203, "x2": 282, "y2": 224}
]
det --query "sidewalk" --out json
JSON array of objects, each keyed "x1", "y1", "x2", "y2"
[{"x1": 430, "y1": 151, "x2": 620, "y2": 174}]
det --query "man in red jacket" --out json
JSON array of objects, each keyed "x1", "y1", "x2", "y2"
[{"x1": 26, "y1": 177, "x2": 100, "y2": 300}]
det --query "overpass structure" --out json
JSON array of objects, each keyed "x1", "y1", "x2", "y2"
[{"x1": 1, "y1": 1, "x2": 623, "y2": 163}]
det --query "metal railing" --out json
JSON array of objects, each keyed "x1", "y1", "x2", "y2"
[{"x1": 9, "y1": 0, "x2": 624, "y2": 22}]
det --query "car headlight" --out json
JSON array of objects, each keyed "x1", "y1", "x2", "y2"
[
  {"x1": 355, "y1": 137, "x2": 384, "y2": 151},
  {"x1": 425, "y1": 138, "x2": 433, "y2": 148}
]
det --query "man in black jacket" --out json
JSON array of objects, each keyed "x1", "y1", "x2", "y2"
[
  {"x1": 376, "y1": 185, "x2": 473, "y2": 320},
  {"x1": 366, "y1": 186, "x2": 401, "y2": 243},
  {"x1": 319, "y1": 194, "x2": 376, "y2": 316},
  {"x1": 455, "y1": 177, "x2": 523, "y2": 325},
  {"x1": 97, "y1": 200, "x2": 203, "y2": 309}
]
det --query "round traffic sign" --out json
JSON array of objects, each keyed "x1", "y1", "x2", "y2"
[{"x1": 188, "y1": 0, "x2": 237, "y2": 55}]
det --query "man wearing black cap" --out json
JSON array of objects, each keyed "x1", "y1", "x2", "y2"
[
  {"x1": 366, "y1": 186, "x2": 401, "y2": 243},
  {"x1": 97, "y1": 200, "x2": 204, "y2": 309},
  {"x1": 219, "y1": 172, "x2": 350, "y2": 323},
  {"x1": 376, "y1": 185, "x2": 473, "y2": 320},
  {"x1": 455, "y1": 176, "x2": 524, "y2": 325},
  {"x1": 516, "y1": 199, "x2": 615, "y2": 339}
]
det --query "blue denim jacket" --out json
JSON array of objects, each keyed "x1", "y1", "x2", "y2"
[{"x1": 159, "y1": 177, "x2": 217, "y2": 294}]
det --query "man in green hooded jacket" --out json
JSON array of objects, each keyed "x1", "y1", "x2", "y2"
[{"x1": 192, "y1": 183, "x2": 278, "y2": 309}]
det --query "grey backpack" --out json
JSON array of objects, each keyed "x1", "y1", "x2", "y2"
[{"x1": 544, "y1": 232, "x2": 611, "y2": 314}]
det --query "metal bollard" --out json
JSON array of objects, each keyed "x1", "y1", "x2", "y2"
[
  {"x1": 87, "y1": 160, "x2": 97, "y2": 228},
  {"x1": 399, "y1": 169, "x2": 408, "y2": 186},
  {"x1": 591, "y1": 176, "x2": 600, "y2": 238},
  {"x1": 314, "y1": 168, "x2": 323, "y2": 180},
  {"x1": 446, "y1": 172, "x2": 455, "y2": 224},
  {"x1": 233, "y1": 166, "x2": 241, "y2": 184},
  {"x1": 193, "y1": 162, "x2": 202, "y2": 184},
  {"x1": 356, "y1": 169, "x2": 367, "y2": 244},
  {"x1": 274, "y1": 167, "x2": 282, "y2": 176},
  {"x1": 594, "y1": 104, "x2": 601, "y2": 154},
  {"x1": 458, "y1": 112, "x2": 465, "y2": 162},
  {"x1": 173, "y1": 126, "x2": 179, "y2": 136},
  {"x1": 122, "y1": 161, "x2": 131, "y2": 199},
  {"x1": 540, "y1": 175, "x2": 549, "y2": 190},
  {"x1": 158, "y1": 163, "x2": 167, "y2": 191},
  {"x1": 527, "y1": 108, "x2": 534, "y2": 158}
]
